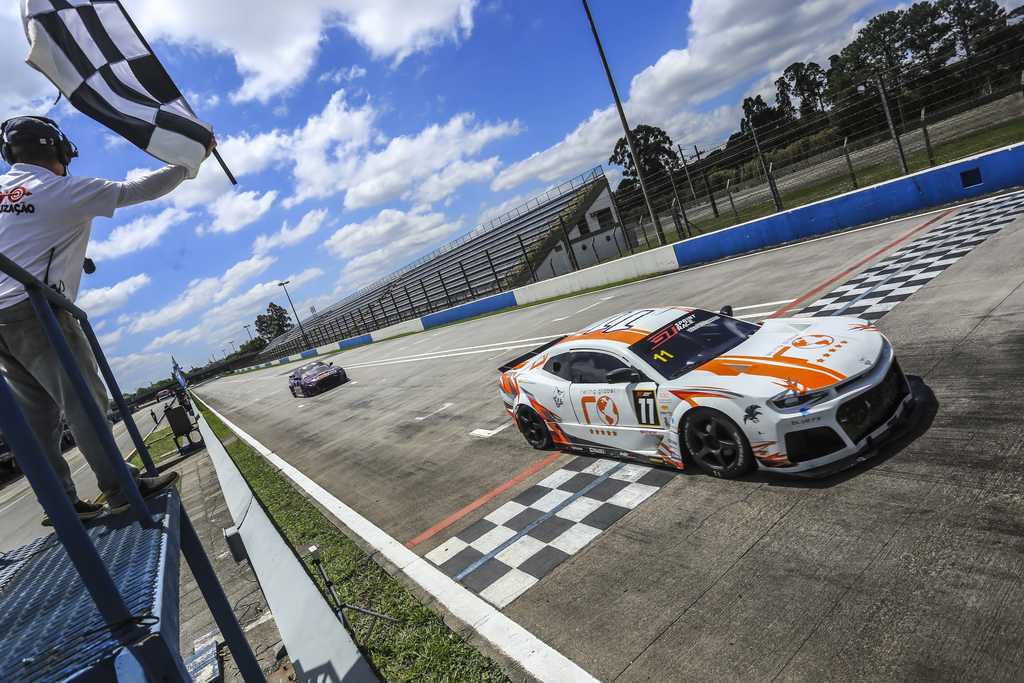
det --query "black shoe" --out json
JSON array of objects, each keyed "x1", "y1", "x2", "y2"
[
  {"x1": 107, "y1": 472, "x2": 180, "y2": 514},
  {"x1": 41, "y1": 499, "x2": 104, "y2": 527}
]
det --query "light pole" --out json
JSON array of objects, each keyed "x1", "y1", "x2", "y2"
[
  {"x1": 243, "y1": 324, "x2": 253, "y2": 341},
  {"x1": 278, "y1": 280, "x2": 312, "y2": 348},
  {"x1": 228, "y1": 340, "x2": 237, "y2": 354},
  {"x1": 582, "y1": 0, "x2": 665, "y2": 246}
]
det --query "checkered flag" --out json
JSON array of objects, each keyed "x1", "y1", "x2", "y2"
[{"x1": 20, "y1": 0, "x2": 228, "y2": 180}]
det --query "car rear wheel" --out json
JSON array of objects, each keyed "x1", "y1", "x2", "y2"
[
  {"x1": 516, "y1": 407, "x2": 552, "y2": 450},
  {"x1": 682, "y1": 408, "x2": 753, "y2": 479}
]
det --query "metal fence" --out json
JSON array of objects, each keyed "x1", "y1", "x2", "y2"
[{"x1": 0, "y1": 253, "x2": 264, "y2": 681}]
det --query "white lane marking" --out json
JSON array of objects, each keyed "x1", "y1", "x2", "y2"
[
  {"x1": 350, "y1": 334, "x2": 569, "y2": 366},
  {"x1": 415, "y1": 402, "x2": 454, "y2": 421},
  {"x1": 198, "y1": 400, "x2": 598, "y2": 683},
  {"x1": 297, "y1": 404, "x2": 306, "y2": 408},
  {"x1": 736, "y1": 311, "x2": 775, "y2": 320},
  {"x1": 470, "y1": 421, "x2": 515, "y2": 438},
  {"x1": 345, "y1": 340, "x2": 562, "y2": 370},
  {"x1": 552, "y1": 295, "x2": 615, "y2": 322},
  {"x1": 732, "y1": 298, "x2": 794, "y2": 311}
]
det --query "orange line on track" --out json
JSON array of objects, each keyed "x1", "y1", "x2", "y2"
[
  {"x1": 406, "y1": 450, "x2": 564, "y2": 549},
  {"x1": 770, "y1": 206, "x2": 958, "y2": 319}
]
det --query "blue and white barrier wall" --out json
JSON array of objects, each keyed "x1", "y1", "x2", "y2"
[{"x1": 250, "y1": 142, "x2": 1024, "y2": 369}]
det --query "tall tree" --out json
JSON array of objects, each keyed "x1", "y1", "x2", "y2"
[
  {"x1": 239, "y1": 337, "x2": 268, "y2": 354},
  {"x1": 254, "y1": 302, "x2": 293, "y2": 340},
  {"x1": 900, "y1": 2, "x2": 955, "y2": 67},
  {"x1": 781, "y1": 62, "x2": 828, "y2": 117},
  {"x1": 842, "y1": 9, "x2": 909, "y2": 78},
  {"x1": 938, "y1": 0, "x2": 1005, "y2": 58},
  {"x1": 608, "y1": 124, "x2": 680, "y2": 181},
  {"x1": 775, "y1": 76, "x2": 796, "y2": 121}
]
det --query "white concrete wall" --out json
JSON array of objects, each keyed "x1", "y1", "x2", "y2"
[
  {"x1": 513, "y1": 243, "x2": 678, "y2": 305},
  {"x1": 369, "y1": 317, "x2": 425, "y2": 342}
]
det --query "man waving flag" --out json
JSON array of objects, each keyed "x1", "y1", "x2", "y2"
[{"x1": 20, "y1": 0, "x2": 232, "y2": 181}]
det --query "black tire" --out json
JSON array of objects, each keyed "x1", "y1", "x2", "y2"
[
  {"x1": 291, "y1": 386, "x2": 302, "y2": 398},
  {"x1": 681, "y1": 408, "x2": 754, "y2": 479},
  {"x1": 516, "y1": 407, "x2": 552, "y2": 450}
]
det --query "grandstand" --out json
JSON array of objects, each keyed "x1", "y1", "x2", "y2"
[{"x1": 262, "y1": 167, "x2": 623, "y2": 358}]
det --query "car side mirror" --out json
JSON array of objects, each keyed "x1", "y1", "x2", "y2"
[
  {"x1": 719, "y1": 305, "x2": 734, "y2": 317},
  {"x1": 607, "y1": 367, "x2": 641, "y2": 384}
]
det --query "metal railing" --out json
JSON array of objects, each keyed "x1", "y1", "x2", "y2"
[{"x1": 0, "y1": 253, "x2": 264, "y2": 681}]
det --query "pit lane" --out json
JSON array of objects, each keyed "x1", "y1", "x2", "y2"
[{"x1": 196, "y1": 195, "x2": 1024, "y2": 681}]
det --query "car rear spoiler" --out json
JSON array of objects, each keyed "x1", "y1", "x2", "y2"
[{"x1": 498, "y1": 336, "x2": 566, "y2": 373}]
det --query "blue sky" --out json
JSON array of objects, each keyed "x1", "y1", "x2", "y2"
[{"x1": 1, "y1": 0, "x2": 910, "y2": 390}]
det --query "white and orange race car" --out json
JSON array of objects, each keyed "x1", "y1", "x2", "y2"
[{"x1": 498, "y1": 307, "x2": 914, "y2": 478}]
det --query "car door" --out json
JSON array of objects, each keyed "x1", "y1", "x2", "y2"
[{"x1": 565, "y1": 350, "x2": 663, "y2": 455}]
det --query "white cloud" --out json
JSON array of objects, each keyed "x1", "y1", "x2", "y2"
[
  {"x1": 131, "y1": 92, "x2": 512, "y2": 216},
  {"x1": 0, "y1": 4, "x2": 57, "y2": 121},
  {"x1": 493, "y1": 0, "x2": 874, "y2": 191},
  {"x1": 131, "y1": 0, "x2": 477, "y2": 103},
  {"x1": 319, "y1": 64, "x2": 368, "y2": 84},
  {"x1": 340, "y1": 113, "x2": 520, "y2": 210},
  {"x1": 253, "y1": 208, "x2": 328, "y2": 255},
  {"x1": 160, "y1": 130, "x2": 292, "y2": 211},
  {"x1": 77, "y1": 274, "x2": 151, "y2": 317},
  {"x1": 98, "y1": 327, "x2": 125, "y2": 347},
  {"x1": 184, "y1": 90, "x2": 221, "y2": 110},
  {"x1": 203, "y1": 268, "x2": 324, "y2": 326},
  {"x1": 104, "y1": 135, "x2": 128, "y2": 149},
  {"x1": 88, "y1": 208, "x2": 192, "y2": 261},
  {"x1": 415, "y1": 157, "x2": 500, "y2": 205},
  {"x1": 323, "y1": 206, "x2": 463, "y2": 288},
  {"x1": 282, "y1": 90, "x2": 378, "y2": 207},
  {"x1": 205, "y1": 190, "x2": 278, "y2": 234},
  {"x1": 144, "y1": 327, "x2": 204, "y2": 352},
  {"x1": 128, "y1": 255, "x2": 275, "y2": 334},
  {"x1": 109, "y1": 352, "x2": 171, "y2": 392}
]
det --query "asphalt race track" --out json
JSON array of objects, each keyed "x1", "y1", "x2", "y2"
[
  {"x1": 197, "y1": 192, "x2": 1024, "y2": 681},
  {"x1": 9, "y1": 191, "x2": 1024, "y2": 681}
]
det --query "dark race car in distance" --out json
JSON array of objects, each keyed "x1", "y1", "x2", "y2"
[{"x1": 289, "y1": 360, "x2": 348, "y2": 397}]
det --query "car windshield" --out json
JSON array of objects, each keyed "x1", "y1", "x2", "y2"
[
  {"x1": 629, "y1": 310, "x2": 758, "y2": 380},
  {"x1": 300, "y1": 363, "x2": 328, "y2": 377}
]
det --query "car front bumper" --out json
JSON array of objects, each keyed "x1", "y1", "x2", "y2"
[{"x1": 759, "y1": 346, "x2": 914, "y2": 477}]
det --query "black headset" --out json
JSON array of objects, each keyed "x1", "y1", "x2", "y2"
[{"x1": 0, "y1": 116, "x2": 79, "y2": 167}]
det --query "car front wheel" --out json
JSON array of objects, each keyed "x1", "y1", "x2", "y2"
[
  {"x1": 682, "y1": 408, "x2": 754, "y2": 479},
  {"x1": 516, "y1": 407, "x2": 552, "y2": 450}
]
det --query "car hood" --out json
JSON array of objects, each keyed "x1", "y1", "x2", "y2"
[{"x1": 668, "y1": 316, "x2": 886, "y2": 398}]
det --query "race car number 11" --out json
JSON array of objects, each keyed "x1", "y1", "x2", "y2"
[{"x1": 633, "y1": 390, "x2": 659, "y2": 426}]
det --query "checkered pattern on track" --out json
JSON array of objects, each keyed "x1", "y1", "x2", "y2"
[
  {"x1": 425, "y1": 456, "x2": 675, "y2": 608},
  {"x1": 799, "y1": 192, "x2": 1024, "y2": 320}
]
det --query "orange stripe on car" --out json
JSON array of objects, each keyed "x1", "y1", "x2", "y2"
[
  {"x1": 700, "y1": 354, "x2": 846, "y2": 389},
  {"x1": 562, "y1": 329, "x2": 650, "y2": 345}
]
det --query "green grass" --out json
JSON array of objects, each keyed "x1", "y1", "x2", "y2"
[
  {"x1": 126, "y1": 425, "x2": 181, "y2": 469},
  {"x1": 194, "y1": 399, "x2": 509, "y2": 682}
]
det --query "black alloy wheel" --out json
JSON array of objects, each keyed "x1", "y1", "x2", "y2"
[
  {"x1": 516, "y1": 407, "x2": 552, "y2": 450},
  {"x1": 682, "y1": 408, "x2": 754, "y2": 478}
]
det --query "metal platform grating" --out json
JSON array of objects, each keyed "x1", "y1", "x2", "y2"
[{"x1": 0, "y1": 492, "x2": 180, "y2": 681}]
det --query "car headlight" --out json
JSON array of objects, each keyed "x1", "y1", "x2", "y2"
[{"x1": 770, "y1": 388, "x2": 829, "y2": 411}]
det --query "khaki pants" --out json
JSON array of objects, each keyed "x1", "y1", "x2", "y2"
[{"x1": 0, "y1": 299, "x2": 138, "y2": 506}]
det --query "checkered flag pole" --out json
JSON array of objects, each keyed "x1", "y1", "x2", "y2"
[{"x1": 20, "y1": 0, "x2": 236, "y2": 183}]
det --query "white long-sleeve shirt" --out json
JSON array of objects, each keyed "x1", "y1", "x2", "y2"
[{"x1": 0, "y1": 164, "x2": 188, "y2": 310}]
